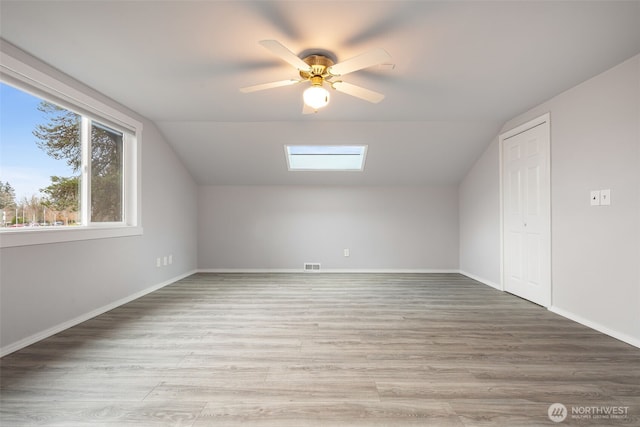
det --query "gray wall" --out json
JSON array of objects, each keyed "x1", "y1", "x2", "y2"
[
  {"x1": 459, "y1": 54, "x2": 640, "y2": 345},
  {"x1": 198, "y1": 185, "x2": 459, "y2": 271},
  {"x1": 458, "y1": 138, "x2": 501, "y2": 287},
  {"x1": 0, "y1": 48, "x2": 199, "y2": 354}
]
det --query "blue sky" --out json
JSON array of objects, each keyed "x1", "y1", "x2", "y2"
[{"x1": 0, "y1": 82, "x2": 74, "y2": 202}]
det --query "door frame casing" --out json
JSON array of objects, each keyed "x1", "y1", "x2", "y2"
[{"x1": 499, "y1": 112, "x2": 551, "y2": 306}]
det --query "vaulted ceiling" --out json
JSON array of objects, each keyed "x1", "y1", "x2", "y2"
[{"x1": 2, "y1": 1, "x2": 639, "y2": 185}]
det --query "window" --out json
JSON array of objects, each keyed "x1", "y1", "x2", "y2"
[
  {"x1": 1, "y1": 83, "x2": 132, "y2": 228},
  {"x1": 285, "y1": 145, "x2": 367, "y2": 171},
  {"x1": 0, "y1": 44, "x2": 141, "y2": 247},
  {"x1": 89, "y1": 121, "x2": 124, "y2": 223},
  {"x1": 1, "y1": 83, "x2": 81, "y2": 228}
]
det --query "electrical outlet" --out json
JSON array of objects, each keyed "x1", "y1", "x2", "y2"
[
  {"x1": 344, "y1": 248, "x2": 350, "y2": 257},
  {"x1": 163, "y1": 256, "x2": 168, "y2": 266},
  {"x1": 590, "y1": 190, "x2": 600, "y2": 206},
  {"x1": 156, "y1": 257, "x2": 161, "y2": 268},
  {"x1": 600, "y1": 189, "x2": 611, "y2": 206},
  {"x1": 168, "y1": 254, "x2": 173, "y2": 264}
]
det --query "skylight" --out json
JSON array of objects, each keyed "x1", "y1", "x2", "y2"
[{"x1": 285, "y1": 145, "x2": 367, "y2": 171}]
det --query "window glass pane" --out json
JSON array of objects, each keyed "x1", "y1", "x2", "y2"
[
  {"x1": 288, "y1": 146, "x2": 364, "y2": 156},
  {"x1": 289, "y1": 154, "x2": 365, "y2": 170},
  {"x1": 90, "y1": 122, "x2": 123, "y2": 222},
  {"x1": 0, "y1": 82, "x2": 81, "y2": 227},
  {"x1": 285, "y1": 145, "x2": 367, "y2": 171}
]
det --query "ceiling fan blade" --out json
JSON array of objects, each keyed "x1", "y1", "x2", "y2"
[
  {"x1": 239, "y1": 79, "x2": 301, "y2": 93},
  {"x1": 259, "y1": 40, "x2": 312, "y2": 72},
  {"x1": 328, "y1": 48, "x2": 391, "y2": 76},
  {"x1": 331, "y1": 81, "x2": 385, "y2": 103}
]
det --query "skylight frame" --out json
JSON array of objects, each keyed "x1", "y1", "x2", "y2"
[{"x1": 284, "y1": 145, "x2": 368, "y2": 172}]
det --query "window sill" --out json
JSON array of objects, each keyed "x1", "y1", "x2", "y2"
[{"x1": 0, "y1": 225, "x2": 143, "y2": 248}]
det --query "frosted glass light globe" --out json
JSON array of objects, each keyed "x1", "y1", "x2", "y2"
[{"x1": 303, "y1": 86, "x2": 330, "y2": 109}]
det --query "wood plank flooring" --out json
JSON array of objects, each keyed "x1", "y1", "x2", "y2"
[{"x1": 1, "y1": 273, "x2": 639, "y2": 426}]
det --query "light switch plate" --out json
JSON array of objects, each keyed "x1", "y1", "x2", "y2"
[
  {"x1": 600, "y1": 189, "x2": 611, "y2": 206},
  {"x1": 590, "y1": 190, "x2": 600, "y2": 206}
]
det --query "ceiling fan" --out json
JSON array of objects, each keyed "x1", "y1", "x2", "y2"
[{"x1": 240, "y1": 40, "x2": 391, "y2": 113}]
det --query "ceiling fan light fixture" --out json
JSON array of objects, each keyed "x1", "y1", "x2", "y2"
[
  {"x1": 303, "y1": 85, "x2": 330, "y2": 110},
  {"x1": 241, "y1": 40, "x2": 390, "y2": 112}
]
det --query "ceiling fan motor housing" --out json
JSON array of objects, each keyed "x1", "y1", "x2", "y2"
[{"x1": 300, "y1": 55, "x2": 335, "y2": 81}]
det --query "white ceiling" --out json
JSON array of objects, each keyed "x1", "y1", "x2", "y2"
[{"x1": 1, "y1": 1, "x2": 639, "y2": 185}]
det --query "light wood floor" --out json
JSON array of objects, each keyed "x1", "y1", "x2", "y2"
[{"x1": 1, "y1": 273, "x2": 639, "y2": 426}]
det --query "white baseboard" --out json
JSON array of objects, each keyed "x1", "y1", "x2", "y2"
[
  {"x1": 459, "y1": 270, "x2": 502, "y2": 290},
  {"x1": 0, "y1": 269, "x2": 197, "y2": 357},
  {"x1": 198, "y1": 268, "x2": 300, "y2": 273},
  {"x1": 548, "y1": 306, "x2": 640, "y2": 349},
  {"x1": 198, "y1": 268, "x2": 460, "y2": 274}
]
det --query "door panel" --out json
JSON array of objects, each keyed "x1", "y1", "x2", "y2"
[
  {"x1": 507, "y1": 231, "x2": 523, "y2": 281},
  {"x1": 526, "y1": 232, "x2": 541, "y2": 285},
  {"x1": 527, "y1": 166, "x2": 540, "y2": 216},
  {"x1": 509, "y1": 170, "x2": 522, "y2": 215}
]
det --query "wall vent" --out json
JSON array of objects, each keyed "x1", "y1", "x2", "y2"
[{"x1": 303, "y1": 262, "x2": 321, "y2": 272}]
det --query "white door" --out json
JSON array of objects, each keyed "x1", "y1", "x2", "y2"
[{"x1": 501, "y1": 115, "x2": 550, "y2": 307}]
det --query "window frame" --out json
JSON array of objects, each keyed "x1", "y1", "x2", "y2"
[{"x1": 0, "y1": 42, "x2": 142, "y2": 248}]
